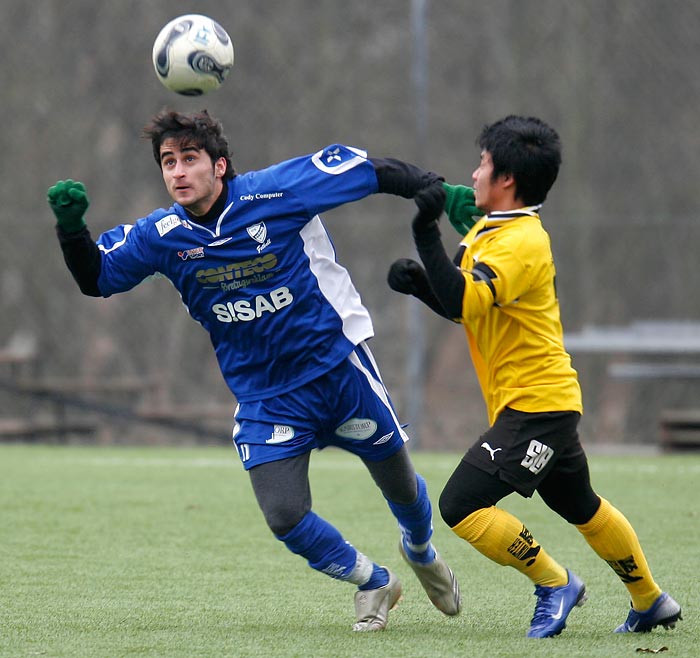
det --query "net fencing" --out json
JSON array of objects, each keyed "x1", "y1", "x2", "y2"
[{"x1": 2, "y1": 0, "x2": 699, "y2": 447}]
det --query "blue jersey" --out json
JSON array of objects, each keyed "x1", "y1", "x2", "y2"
[{"x1": 95, "y1": 145, "x2": 380, "y2": 402}]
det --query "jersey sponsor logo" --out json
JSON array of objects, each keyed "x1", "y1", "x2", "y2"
[
  {"x1": 239, "y1": 192, "x2": 284, "y2": 202},
  {"x1": 335, "y1": 417, "x2": 378, "y2": 440},
  {"x1": 520, "y1": 439, "x2": 554, "y2": 474},
  {"x1": 196, "y1": 253, "x2": 278, "y2": 287},
  {"x1": 266, "y1": 424, "x2": 295, "y2": 444},
  {"x1": 155, "y1": 214, "x2": 183, "y2": 236},
  {"x1": 212, "y1": 286, "x2": 293, "y2": 323},
  {"x1": 246, "y1": 222, "x2": 271, "y2": 253},
  {"x1": 219, "y1": 273, "x2": 275, "y2": 292},
  {"x1": 311, "y1": 145, "x2": 368, "y2": 175},
  {"x1": 178, "y1": 247, "x2": 205, "y2": 260}
]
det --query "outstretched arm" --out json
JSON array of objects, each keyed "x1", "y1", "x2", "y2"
[
  {"x1": 48, "y1": 180, "x2": 102, "y2": 297},
  {"x1": 370, "y1": 157, "x2": 442, "y2": 198}
]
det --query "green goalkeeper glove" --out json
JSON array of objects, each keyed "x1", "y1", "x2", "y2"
[
  {"x1": 47, "y1": 179, "x2": 90, "y2": 233},
  {"x1": 443, "y1": 182, "x2": 484, "y2": 236}
]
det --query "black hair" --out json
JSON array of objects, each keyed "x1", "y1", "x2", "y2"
[
  {"x1": 142, "y1": 109, "x2": 235, "y2": 179},
  {"x1": 478, "y1": 115, "x2": 561, "y2": 206}
]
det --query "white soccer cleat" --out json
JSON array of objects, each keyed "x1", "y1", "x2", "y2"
[
  {"x1": 352, "y1": 569, "x2": 402, "y2": 632},
  {"x1": 399, "y1": 542, "x2": 462, "y2": 616}
]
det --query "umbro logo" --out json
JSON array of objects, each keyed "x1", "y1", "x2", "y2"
[
  {"x1": 209, "y1": 237, "x2": 232, "y2": 247},
  {"x1": 373, "y1": 431, "x2": 394, "y2": 446}
]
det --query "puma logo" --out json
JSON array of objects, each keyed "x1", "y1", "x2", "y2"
[{"x1": 481, "y1": 441, "x2": 502, "y2": 461}]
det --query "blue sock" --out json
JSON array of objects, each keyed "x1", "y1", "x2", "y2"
[
  {"x1": 358, "y1": 565, "x2": 390, "y2": 591},
  {"x1": 277, "y1": 511, "x2": 378, "y2": 584},
  {"x1": 386, "y1": 474, "x2": 436, "y2": 564}
]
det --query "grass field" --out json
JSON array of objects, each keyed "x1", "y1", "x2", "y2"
[{"x1": 0, "y1": 444, "x2": 697, "y2": 658}]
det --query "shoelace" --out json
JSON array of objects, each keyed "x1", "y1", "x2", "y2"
[{"x1": 531, "y1": 585, "x2": 557, "y2": 623}]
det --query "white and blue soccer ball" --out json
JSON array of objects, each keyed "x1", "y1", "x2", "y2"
[{"x1": 152, "y1": 14, "x2": 234, "y2": 96}]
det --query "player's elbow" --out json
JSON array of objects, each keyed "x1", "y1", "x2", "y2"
[{"x1": 75, "y1": 279, "x2": 103, "y2": 297}]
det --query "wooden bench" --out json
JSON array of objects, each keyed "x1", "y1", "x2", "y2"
[
  {"x1": 136, "y1": 404, "x2": 234, "y2": 441},
  {"x1": 659, "y1": 409, "x2": 700, "y2": 452},
  {"x1": 0, "y1": 345, "x2": 233, "y2": 442},
  {"x1": 0, "y1": 375, "x2": 148, "y2": 442},
  {"x1": 0, "y1": 416, "x2": 97, "y2": 441}
]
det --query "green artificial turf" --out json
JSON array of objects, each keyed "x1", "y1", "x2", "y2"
[{"x1": 0, "y1": 445, "x2": 697, "y2": 657}]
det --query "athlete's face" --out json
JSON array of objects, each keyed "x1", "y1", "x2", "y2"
[
  {"x1": 472, "y1": 150, "x2": 515, "y2": 213},
  {"x1": 159, "y1": 138, "x2": 226, "y2": 216}
]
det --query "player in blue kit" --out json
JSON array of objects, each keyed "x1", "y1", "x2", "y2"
[{"x1": 47, "y1": 109, "x2": 461, "y2": 631}]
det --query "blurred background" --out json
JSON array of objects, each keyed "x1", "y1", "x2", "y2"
[{"x1": 1, "y1": 0, "x2": 699, "y2": 450}]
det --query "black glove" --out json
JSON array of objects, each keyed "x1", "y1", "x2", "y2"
[
  {"x1": 387, "y1": 258, "x2": 426, "y2": 296},
  {"x1": 412, "y1": 182, "x2": 446, "y2": 234}
]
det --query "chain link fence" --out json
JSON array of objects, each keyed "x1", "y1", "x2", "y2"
[{"x1": 2, "y1": 0, "x2": 700, "y2": 447}]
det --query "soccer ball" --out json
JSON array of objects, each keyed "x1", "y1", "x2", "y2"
[{"x1": 152, "y1": 14, "x2": 234, "y2": 96}]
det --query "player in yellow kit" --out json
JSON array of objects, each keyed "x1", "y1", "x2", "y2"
[{"x1": 388, "y1": 115, "x2": 682, "y2": 638}]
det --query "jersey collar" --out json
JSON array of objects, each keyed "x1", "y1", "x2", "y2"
[
  {"x1": 177, "y1": 179, "x2": 234, "y2": 238},
  {"x1": 485, "y1": 204, "x2": 542, "y2": 221}
]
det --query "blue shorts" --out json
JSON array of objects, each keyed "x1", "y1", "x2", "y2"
[{"x1": 232, "y1": 342, "x2": 409, "y2": 469}]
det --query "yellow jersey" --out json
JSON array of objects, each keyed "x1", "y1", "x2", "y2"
[{"x1": 456, "y1": 208, "x2": 582, "y2": 425}]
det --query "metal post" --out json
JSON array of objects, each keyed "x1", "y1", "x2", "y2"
[{"x1": 406, "y1": 0, "x2": 428, "y2": 448}]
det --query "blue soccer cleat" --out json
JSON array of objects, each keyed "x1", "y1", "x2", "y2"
[
  {"x1": 527, "y1": 569, "x2": 587, "y2": 638},
  {"x1": 614, "y1": 592, "x2": 682, "y2": 633}
]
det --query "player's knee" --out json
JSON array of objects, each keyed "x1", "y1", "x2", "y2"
[
  {"x1": 561, "y1": 492, "x2": 601, "y2": 525},
  {"x1": 541, "y1": 484, "x2": 600, "y2": 525},
  {"x1": 438, "y1": 486, "x2": 482, "y2": 529},
  {"x1": 262, "y1": 502, "x2": 309, "y2": 537}
]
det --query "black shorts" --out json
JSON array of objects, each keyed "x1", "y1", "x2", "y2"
[{"x1": 463, "y1": 407, "x2": 586, "y2": 498}]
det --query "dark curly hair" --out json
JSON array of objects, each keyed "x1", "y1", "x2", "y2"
[{"x1": 142, "y1": 109, "x2": 235, "y2": 179}]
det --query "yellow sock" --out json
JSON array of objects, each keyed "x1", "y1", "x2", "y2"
[
  {"x1": 576, "y1": 497, "x2": 662, "y2": 610},
  {"x1": 452, "y1": 506, "x2": 568, "y2": 587}
]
